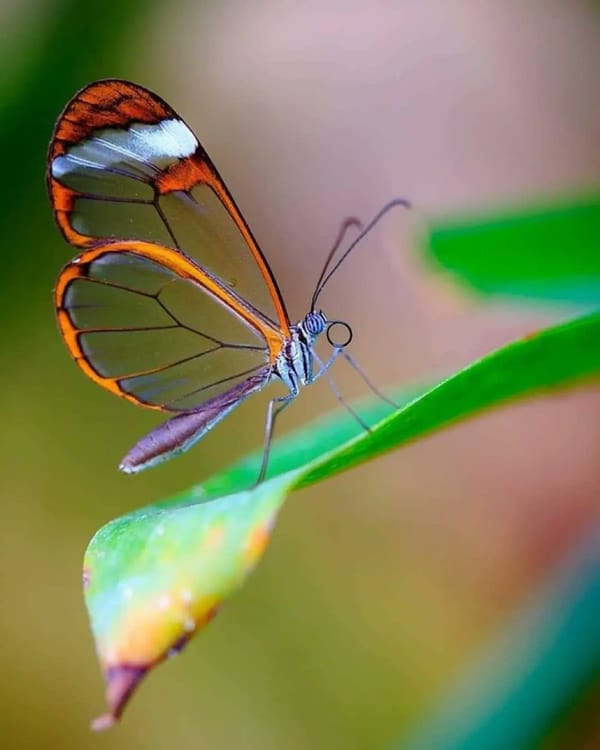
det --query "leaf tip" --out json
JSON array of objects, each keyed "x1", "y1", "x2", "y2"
[
  {"x1": 91, "y1": 663, "x2": 148, "y2": 731},
  {"x1": 91, "y1": 712, "x2": 116, "y2": 732}
]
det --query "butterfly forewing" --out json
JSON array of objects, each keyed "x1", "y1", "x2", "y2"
[{"x1": 48, "y1": 79, "x2": 289, "y2": 331}]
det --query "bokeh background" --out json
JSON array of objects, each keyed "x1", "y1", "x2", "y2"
[{"x1": 2, "y1": 1, "x2": 599, "y2": 748}]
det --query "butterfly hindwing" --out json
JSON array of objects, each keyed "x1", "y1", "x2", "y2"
[{"x1": 55, "y1": 241, "x2": 281, "y2": 412}]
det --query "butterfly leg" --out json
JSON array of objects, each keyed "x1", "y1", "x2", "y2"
[
  {"x1": 312, "y1": 349, "x2": 371, "y2": 432},
  {"x1": 341, "y1": 351, "x2": 398, "y2": 408},
  {"x1": 256, "y1": 392, "x2": 297, "y2": 484}
]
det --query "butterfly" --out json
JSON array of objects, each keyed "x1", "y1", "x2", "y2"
[{"x1": 48, "y1": 79, "x2": 407, "y2": 482}]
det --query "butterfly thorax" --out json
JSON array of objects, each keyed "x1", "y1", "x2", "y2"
[{"x1": 275, "y1": 310, "x2": 327, "y2": 393}]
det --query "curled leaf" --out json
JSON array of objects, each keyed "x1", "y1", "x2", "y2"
[{"x1": 85, "y1": 476, "x2": 295, "y2": 728}]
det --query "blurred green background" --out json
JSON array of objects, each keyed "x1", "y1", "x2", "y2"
[{"x1": 1, "y1": 1, "x2": 599, "y2": 748}]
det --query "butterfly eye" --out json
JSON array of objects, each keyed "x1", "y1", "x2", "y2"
[
  {"x1": 303, "y1": 311, "x2": 326, "y2": 336},
  {"x1": 326, "y1": 320, "x2": 353, "y2": 348}
]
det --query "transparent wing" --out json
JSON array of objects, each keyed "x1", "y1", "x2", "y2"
[
  {"x1": 47, "y1": 79, "x2": 290, "y2": 335},
  {"x1": 56, "y1": 243, "x2": 275, "y2": 412}
]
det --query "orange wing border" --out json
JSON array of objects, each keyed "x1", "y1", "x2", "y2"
[{"x1": 55, "y1": 240, "x2": 285, "y2": 410}]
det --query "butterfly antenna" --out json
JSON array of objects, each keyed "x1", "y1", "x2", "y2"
[
  {"x1": 311, "y1": 197, "x2": 411, "y2": 308},
  {"x1": 311, "y1": 217, "x2": 363, "y2": 311}
]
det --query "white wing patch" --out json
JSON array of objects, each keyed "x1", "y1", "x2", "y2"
[
  {"x1": 130, "y1": 119, "x2": 198, "y2": 161},
  {"x1": 52, "y1": 118, "x2": 198, "y2": 181}
]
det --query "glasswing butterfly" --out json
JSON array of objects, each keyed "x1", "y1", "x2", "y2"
[{"x1": 48, "y1": 80, "x2": 407, "y2": 482}]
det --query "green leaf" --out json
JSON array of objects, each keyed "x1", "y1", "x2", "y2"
[
  {"x1": 85, "y1": 474, "x2": 296, "y2": 730},
  {"x1": 84, "y1": 311, "x2": 600, "y2": 728},
  {"x1": 425, "y1": 194, "x2": 600, "y2": 303}
]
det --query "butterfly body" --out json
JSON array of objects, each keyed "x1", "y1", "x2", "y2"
[{"x1": 276, "y1": 310, "x2": 327, "y2": 392}]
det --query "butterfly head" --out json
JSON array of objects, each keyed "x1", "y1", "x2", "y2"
[
  {"x1": 300, "y1": 309, "x2": 353, "y2": 350},
  {"x1": 302, "y1": 309, "x2": 327, "y2": 338}
]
